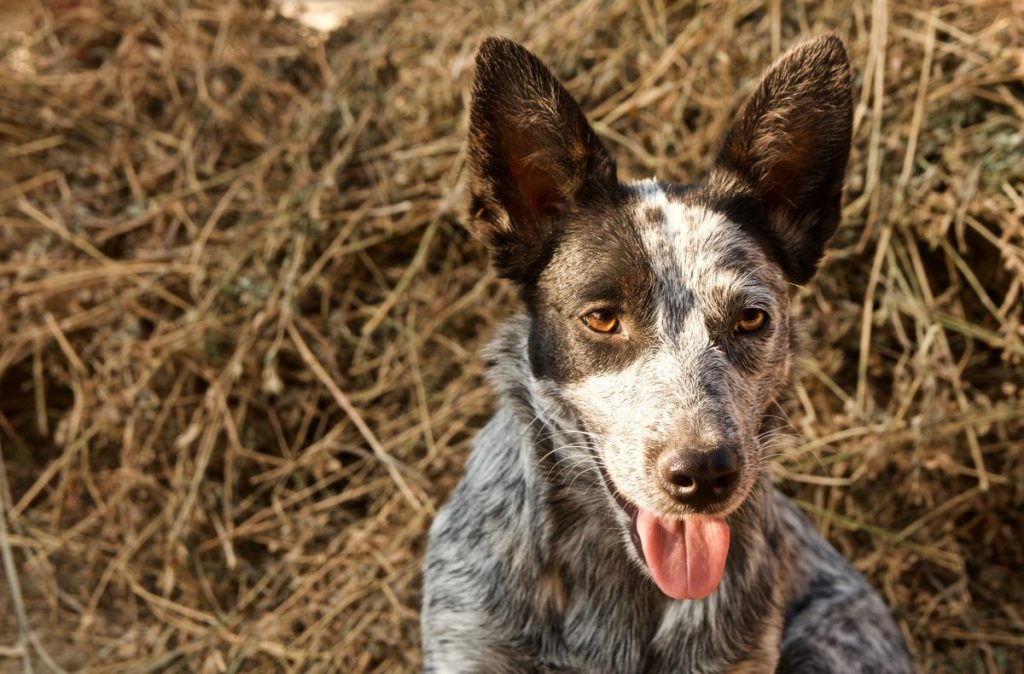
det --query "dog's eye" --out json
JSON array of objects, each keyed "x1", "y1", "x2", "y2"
[
  {"x1": 735, "y1": 308, "x2": 767, "y2": 334},
  {"x1": 582, "y1": 310, "x2": 620, "y2": 334}
]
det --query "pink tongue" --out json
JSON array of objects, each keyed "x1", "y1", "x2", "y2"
[{"x1": 635, "y1": 510, "x2": 730, "y2": 600}]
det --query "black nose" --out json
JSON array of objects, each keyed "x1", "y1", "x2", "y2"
[{"x1": 657, "y1": 446, "x2": 739, "y2": 509}]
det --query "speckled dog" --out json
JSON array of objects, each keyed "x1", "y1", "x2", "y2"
[{"x1": 422, "y1": 35, "x2": 915, "y2": 673}]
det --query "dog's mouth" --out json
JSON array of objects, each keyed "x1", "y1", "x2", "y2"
[{"x1": 597, "y1": 463, "x2": 730, "y2": 601}]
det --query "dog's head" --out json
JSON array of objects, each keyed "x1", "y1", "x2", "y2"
[{"x1": 468, "y1": 36, "x2": 852, "y2": 599}]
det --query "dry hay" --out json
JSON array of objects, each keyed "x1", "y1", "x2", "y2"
[{"x1": 0, "y1": 0, "x2": 1022, "y2": 671}]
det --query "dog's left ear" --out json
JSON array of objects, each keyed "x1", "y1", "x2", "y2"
[
  {"x1": 466, "y1": 37, "x2": 618, "y2": 284},
  {"x1": 711, "y1": 35, "x2": 853, "y2": 284}
]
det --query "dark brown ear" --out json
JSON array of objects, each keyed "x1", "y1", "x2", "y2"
[
  {"x1": 467, "y1": 37, "x2": 617, "y2": 284},
  {"x1": 711, "y1": 34, "x2": 853, "y2": 284}
]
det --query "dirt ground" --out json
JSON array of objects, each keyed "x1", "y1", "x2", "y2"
[{"x1": 0, "y1": 0, "x2": 1022, "y2": 672}]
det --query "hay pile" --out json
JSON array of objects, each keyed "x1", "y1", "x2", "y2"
[{"x1": 0, "y1": 0, "x2": 1021, "y2": 671}]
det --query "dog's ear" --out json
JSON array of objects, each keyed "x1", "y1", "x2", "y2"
[
  {"x1": 467, "y1": 37, "x2": 618, "y2": 284},
  {"x1": 711, "y1": 35, "x2": 853, "y2": 284}
]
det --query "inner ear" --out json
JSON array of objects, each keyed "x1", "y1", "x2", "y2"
[
  {"x1": 503, "y1": 141, "x2": 570, "y2": 220},
  {"x1": 752, "y1": 127, "x2": 814, "y2": 206}
]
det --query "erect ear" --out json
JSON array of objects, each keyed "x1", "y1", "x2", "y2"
[
  {"x1": 466, "y1": 37, "x2": 618, "y2": 284},
  {"x1": 710, "y1": 34, "x2": 853, "y2": 284}
]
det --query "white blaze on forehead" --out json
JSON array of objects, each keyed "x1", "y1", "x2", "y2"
[
  {"x1": 633, "y1": 181, "x2": 749, "y2": 285},
  {"x1": 635, "y1": 183, "x2": 730, "y2": 248},
  {"x1": 631, "y1": 181, "x2": 771, "y2": 337}
]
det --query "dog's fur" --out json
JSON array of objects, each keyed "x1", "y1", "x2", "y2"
[{"x1": 421, "y1": 36, "x2": 915, "y2": 673}]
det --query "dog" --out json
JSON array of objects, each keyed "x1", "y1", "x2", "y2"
[{"x1": 421, "y1": 35, "x2": 915, "y2": 673}]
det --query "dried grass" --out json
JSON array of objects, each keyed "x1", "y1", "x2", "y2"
[{"x1": 0, "y1": 0, "x2": 1022, "y2": 671}]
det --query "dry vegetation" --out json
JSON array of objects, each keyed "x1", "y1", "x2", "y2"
[{"x1": 0, "y1": 0, "x2": 1022, "y2": 671}]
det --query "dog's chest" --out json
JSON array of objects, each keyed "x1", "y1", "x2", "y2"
[
  {"x1": 531, "y1": 548, "x2": 663, "y2": 672},
  {"x1": 530, "y1": 518, "x2": 742, "y2": 673},
  {"x1": 537, "y1": 578, "x2": 777, "y2": 674},
  {"x1": 527, "y1": 512, "x2": 781, "y2": 674}
]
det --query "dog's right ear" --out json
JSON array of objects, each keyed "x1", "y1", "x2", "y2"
[{"x1": 466, "y1": 37, "x2": 618, "y2": 284}]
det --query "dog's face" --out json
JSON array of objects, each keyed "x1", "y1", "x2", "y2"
[
  {"x1": 467, "y1": 37, "x2": 852, "y2": 596},
  {"x1": 527, "y1": 190, "x2": 795, "y2": 519}
]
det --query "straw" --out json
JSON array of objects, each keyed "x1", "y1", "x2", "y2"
[{"x1": 0, "y1": 0, "x2": 1021, "y2": 670}]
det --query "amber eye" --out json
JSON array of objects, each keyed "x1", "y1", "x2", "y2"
[
  {"x1": 735, "y1": 308, "x2": 767, "y2": 334},
  {"x1": 583, "y1": 310, "x2": 620, "y2": 334}
]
